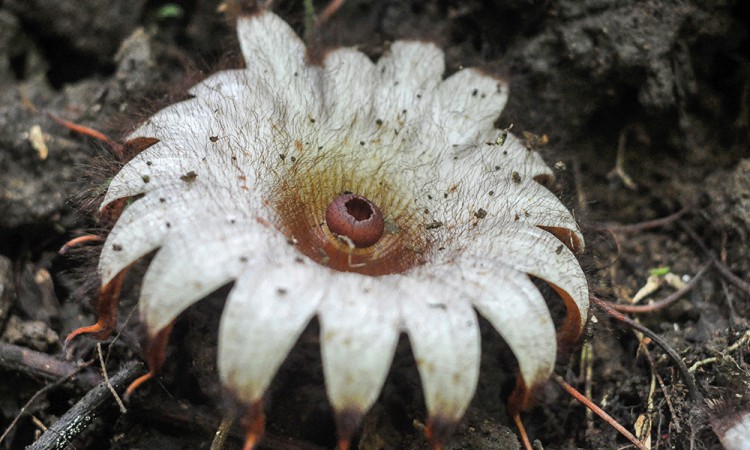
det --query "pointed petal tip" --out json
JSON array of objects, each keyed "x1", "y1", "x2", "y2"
[
  {"x1": 425, "y1": 415, "x2": 457, "y2": 450},
  {"x1": 335, "y1": 408, "x2": 364, "y2": 448},
  {"x1": 239, "y1": 401, "x2": 266, "y2": 450},
  {"x1": 507, "y1": 374, "x2": 549, "y2": 417}
]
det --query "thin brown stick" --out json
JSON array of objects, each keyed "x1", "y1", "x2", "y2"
[
  {"x1": 512, "y1": 414, "x2": 533, "y2": 450},
  {"x1": 589, "y1": 207, "x2": 689, "y2": 234},
  {"x1": 318, "y1": 0, "x2": 344, "y2": 23},
  {"x1": 45, "y1": 110, "x2": 125, "y2": 158},
  {"x1": 553, "y1": 374, "x2": 648, "y2": 450},
  {"x1": 610, "y1": 262, "x2": 710, "y2": 313},
  {"x1": 592, "y1": 297, "x2": 702, "y2": 402},
  {"x1": 680, "y1": 223, "x2": 750, "y2": 298},
  {"x1": 711, "y1": 258, "x2": 750, "y2": 298},
  {"x1": 97, "y1": 343, "x2": 127, "y2": 414}
]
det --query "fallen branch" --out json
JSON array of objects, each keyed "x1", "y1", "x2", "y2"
[
  {"x1": 27, "y1": 361, "x2": 145, "y2": 450},
  {"x1": 0, "y1": 342, "x2": 101, "y2": 388}
]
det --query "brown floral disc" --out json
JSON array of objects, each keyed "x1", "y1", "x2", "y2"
[{"x1": 272, "y1": 164, "x2": 430, "y2": 276}]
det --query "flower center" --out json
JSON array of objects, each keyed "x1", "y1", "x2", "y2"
[
  {"x1": 271, "y1": 163, "x2": 431, "y2": 276},
  {"x1": 325, "y1": 193, "x2": 385, "y2": 248}
]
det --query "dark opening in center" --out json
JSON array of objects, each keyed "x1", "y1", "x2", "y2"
[{"x1": 345, "y1": 198, "x2": 373, "y2": 221}]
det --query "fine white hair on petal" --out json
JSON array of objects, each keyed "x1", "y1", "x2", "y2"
[
  {"x1": 138, "y1": 215, "x2": 282, "y2": 333},
  {"x1": 448, "y1": 164, "x2": 583, "y2": 249},
  {"x1": 99, "y1": 191, "x2": 173, "y2": 283},
  {"x1": 187, "y1": 69, "x2": 254, "y2": 100},
  {"x1": 450, "y1": 259, "x2": 556, "y2": 389},
  {"x1": 318, "y1": 273, "x2": 401, "y2": 413},
  {"x1": 129, "y1": 99, "x2": 220, "y2": 144},
  {"x1": 218, "y1": 263, "x2": 327, "y2": 404},
  {"x1": 433, "y1": 68, "x2": 509, "y2": 145},
  {"x1": 373, "y1": 41, "x2": 445, "y2": 128},
  {"x1": 237, "y1": 12, "x2": 306, "y2": 82},
  {"x1": 476, "y1": 224, "x2": 589, "y2": 326},
  {"x1": 398, "y1": 276, "x2": 481, "y2": 422},
  {"x1": 237, "y1": 12, "x2": 321, "y2": 122},
  {"x1": 320, "y1": 48, "x2": 377, "y2": 130}
]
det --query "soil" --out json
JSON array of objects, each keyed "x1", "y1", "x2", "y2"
[{"x1": 1, "y1": 1, "x2": 749, "y2": 449}]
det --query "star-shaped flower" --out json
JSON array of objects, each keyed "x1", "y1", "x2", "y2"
[{"x1": 74, "y1": 8, "x2": 589, "y2": 449}]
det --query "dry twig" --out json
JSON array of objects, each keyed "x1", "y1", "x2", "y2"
[
  {"x1": 592, "y1": 296, "x2": 702, "y2": 403},
  {"x1": 26, "y1": 361, "x2": 145, "y2": 450},
  {"x1": 610, "y1": 262, "x2": 710, "y2": 313}
]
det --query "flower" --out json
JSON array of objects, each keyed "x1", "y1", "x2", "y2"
[{"x1": 75, "y1": 8, "x2": 589, "y2": 449}]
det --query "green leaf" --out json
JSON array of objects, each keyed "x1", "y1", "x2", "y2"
[
  {"x1": 156, "y1": 4, "x2": 184, "y2": 20},
  {"x1": 648, "y1": 266, "x2": 670, "y2": 276}
]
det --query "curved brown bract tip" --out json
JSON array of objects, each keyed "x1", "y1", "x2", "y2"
[
  {"x1": 549, "y1": 282, "x2": 585, "y2": 353},
  {"x1": 506, "y1": 374, "x2": 541, "y2": 417},
  {"x1": 124, "y1": 371, "x2": 154, "y2": 401},
  {"x1": 239, "y1": 401, "x2": 266, "y2": 450},
  {"x1": 59, "y1": 234, "x2": 103, "y2": 255},
  {"x1": 538, "y1": 225, "x2": 583, "y2": 254},
  {"x1": 424, "y1": 416, "x2": 457, "y2": 450},
  {"x1": 335, "y1": 408, "x2": 364, "y2": 449},
  {"x1": 123, "y1": 322, "x2": 173, "y2": 400},
  {"x1": 121, "y1": 136, "x2": 159, "y2": 162},
  {"x1": 99, "y1": 198, "x2": 129, "y2": 227},
  {"x1": 145, "y1": 323, "x2": 173, "y2": 372},
  {"x1": 64, "y1": 321, "x2": 111, "y2": 347},
  {"x1": 65, "y1": 268, "x2": 129, "y2": 346},
  {"x1": 512, "y1": 413, "x2": 533, "y2": 450}
]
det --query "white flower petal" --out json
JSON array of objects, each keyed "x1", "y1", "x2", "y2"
[
  {"x1": 238, "y1": 12, "x2": 306, "y2": 82},
  {"x1": 494, "y1": 133, "x2": 554, "y2": 181},
  {"x1": 373, "y1": 42, "x2": 444, "y2": 126},
  {"x1": 138, "y1": 217, "x2": 279, "y2": 333},
  {"x1": 477, "y1": 224, "x2": 589, "y2": 330},
  {"x1": 479, "y1": 177, "x2": 583, "y2": 250},
  {"x1": 441, "y1": 133, "x2": 553, "y2": 182},
  {"x1": 433, "y1": 68, "x2": 508, "y2": 145},
  {"x1": 320, "y1": 48, "x2": 377, "y2": 130},
  {"x1": 103, "y1": 152, "x2": 198, "y2": 207},
  {"x1": 129, "y1": 98, "x2": 219, "y2": 143},
  {"x1": 188, "y1": 69, "x2": 253, "y2": 100},
  {"x1": 319, "y1": 274, "x2": 400, "y2": 414},
  {"x1": 455, "y1": 260, "x2": 556, "y2": 390},
  {"x1": 99, "y1": 192, "x2": 172, "y2": 284},
  {"x1": 398, "y1": 276, "x2": 480, "y2": 422},
  {"x1": 237, "y1": 12, "x2": 320, "y2": 122},
  {"x1": 102, "y1": 136, "x2": 259, "y2": 209},
  {"x1": 218, "y1": 263, "x2": 326, "y2": 404}
]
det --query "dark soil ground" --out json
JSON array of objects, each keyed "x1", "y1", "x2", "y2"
[{"x1": 1, "y1": 1, "x2": 749, "y2": 449}]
